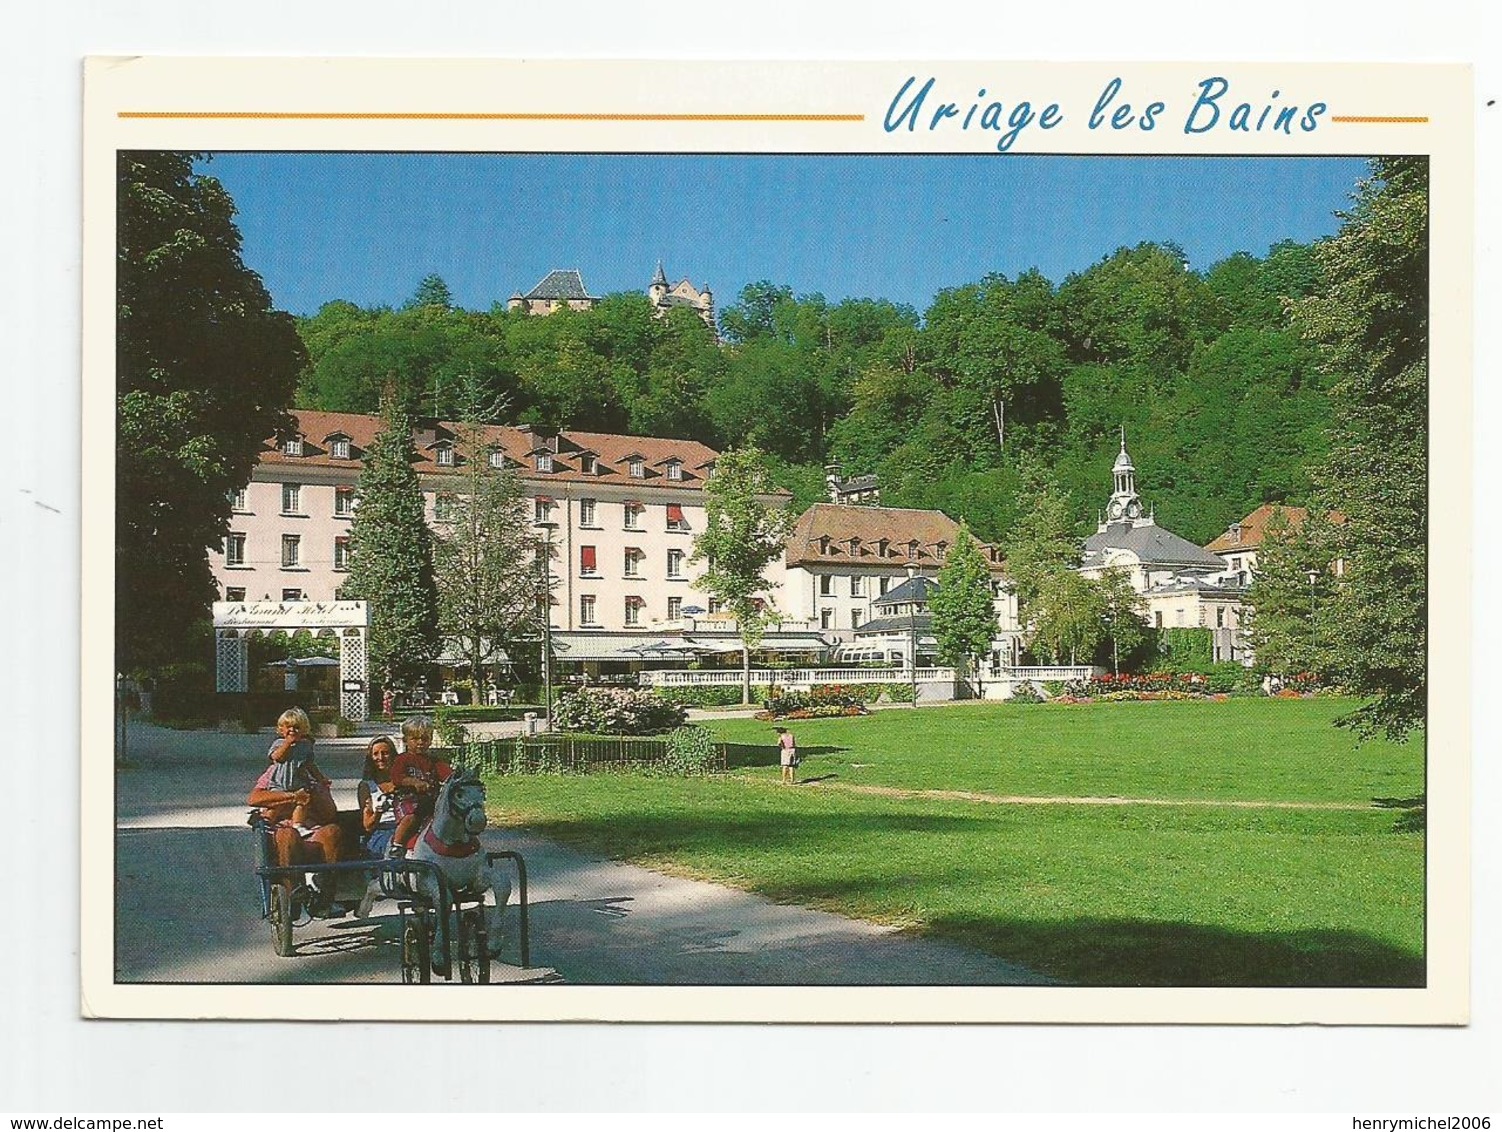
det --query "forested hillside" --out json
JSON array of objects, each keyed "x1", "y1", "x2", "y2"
[{"x1": 294, "y1": 238, "x2": 1332, "y2": 546}]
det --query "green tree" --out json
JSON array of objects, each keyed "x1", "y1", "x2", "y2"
[
  {"x1": 1243, "y1": 507, "x2": 1320, "y2": 677},
  {"x1": 406, "y1": 273, "x2": 454, "y2": 310},
  {"x1": 1293, "y1": 158, "x2": 1428, "y2": 741},
  {"x1": 1031, "y1": 571, "x2": 1105, "y2": 666},
  {"x1": 1006, "y1": 461, "x2": 1080, "y2": 586},
  {"x1": 432, "y1": 387, "x2": 540, "y2": 701},
  {"x1": 116, "y1": 152, "x2": 305, "y2": 673},
  {"x1": 1094, "y1": 566, "x2": 1148, "y2": 675},
  {"x1": 689, "y1": 446, "x2": 796, "y2": 703},
  {"x1": 337, "y1": 388, "x2": 441, "y2": 689},
  {"x1": 929, "y1": 524, "x2": 1000, "y2": 682}
]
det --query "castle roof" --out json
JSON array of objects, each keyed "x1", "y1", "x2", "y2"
[
  {"x1": 1082, "y1": 521, "x2": 1225, "y2": 571},
  {"x1": 522, "y1": 269, "x2": 595, "y2": 302}
]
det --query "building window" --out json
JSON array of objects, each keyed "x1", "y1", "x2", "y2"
[
  {"x1": 434, "y1": 494, "x2": 455, "y2": 522},
  {"x1": 628, "y1": 458, "x2": 645, "y2": 478},
  {"x1": 878, "y1": 576, "x2": 891, "y2": 596},
  {"x1": 334, "y1": 486, "x2": 356, "y2": 516},
  {"x1": 281, "y1": 534, "x2": 300, "y2": 568},
  {"x1": 819, "y1": 575, "x2": 834, "y2": 597},
  {"x1": 666, "y1": 461, "x2": 683, "y2": 481},
  {"x1": 580, "y1": 454, "x2": 597, "y2": 475},
  {"x1": 624, "y1": 596, "x2": 643, "y2": 626},
  {"x1": 850, "y1": 609, "x2": 862, "y2": 629},
  {"x1": 1231, "y1": 557, "x2": 1242, "y2": 573},
  {"x1": 225, "y1": 532, "x2": 246, "y2": 566},
  {"x1": 624, "y1": 548, "x2": 643, "y2": 577},
  {"x1": 667, "y1": 549, "x2": 684, "y2": 578},
  {"x1": 225, "y1": 586, "x2": 246, "y2": 602},
  {"x1": 1175, "y1": 608, "x2": 1186, "y2": 627},
  {"x1": 535, "y1": 452, "x2": 553, "y2": 473},
  {"x1": 579, "y1": 498, "x2": 597, "y2": 526},
  {"x1": 1154, "y1": 611, "x2": 1164, "y2": 628},
  {"x1": 580, "y1": 546, "x2": 598, "y2": 576},
  {"x1": 667, "y1": 596, "x2": 683, "y2": 621},
  {"x1": 334, "y1": 537, "x2": 351, "y2": 571},
  {"x1": 580, "y1": 595, "x2": 597, "y2": 625},
  {"x1": 534, "y1": 497, "x2": 554, "y2": 522},
  {"x1": 283, "y1": 437, "x2": 303, "y2": 457},
  {"x1": 820, "y1": 608, "x2": 833, "y2": 630},
  {"x1": 331, "y1": 437, "x2": 351, "y2": 460},
  {"x1": 489, "y1": 450, "x2": 506, "y2": 469},
  {"x1": 282, "y1": 588, "x2": 302, "y2": 602},
  {"x1": 436, "y1": 444, "x2": 456, "y2": 467},
  {"x1": 230, "y1": 487, "x2": 248, "y2": 511},
  {"x1": 708, "y1": 597, "x2": 722, "y2": 614},
  {"x1": 281, "y1": 483, "x2": 301, "y2": 514},
  {"x1": 851, "y1": 576, "x2": 867, "y2": 597},
  {"x1": 666, "y1": 503, "x2": 688, "y2": 531},
  {"x1": 624, "y1": 502, "x2": 644, "y2": 530},
  {"x1": 1216, "y1": 607, "x2": 1225, "y2": 628}
]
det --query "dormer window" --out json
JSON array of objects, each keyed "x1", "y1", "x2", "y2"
[
  {"x1": 628, "y1": 457, "x2": 645, "y2": 479},
  {"x1": 1230, "y1": 524, "x2": 1242, "y2": 544},
  {"x1": 849, "y1": 537, "x2": 862, "y2": 556},
  {"x1": 818, "y1": 536, "x2": 831, "y2": 555},
  {"x1": 580, "y1": 454, "x2": 597, "y2": 475},
  {"x1": 489, "y1": 450, "x2": 506, "y2": 469},
  {"x1": 435, "y1": 443, "x2": 455, "y2": 467},
  {"x1": 666, "y1": 460, "x2": 683, "y2": 481},
  {"x1": 282, "y1": 436, "x2": 304, "y2": 457},
  {"x1": 328, "y1": 436, "x2": 351, "y2": 460},
  {"x1": 535, "y1": 452, "x2": 553, "y2": 473}
]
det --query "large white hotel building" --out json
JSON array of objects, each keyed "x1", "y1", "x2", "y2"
[{"x1": 210, "y1": 409, "x2": 1021, "y2": 666}]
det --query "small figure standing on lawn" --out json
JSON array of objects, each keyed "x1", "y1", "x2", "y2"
[
  {"x1": 776, "y1": 726, "x2": 799, "y2": 784},
  {"x1": 382, "y1": 688, "x2": 395, "y2": 719}
]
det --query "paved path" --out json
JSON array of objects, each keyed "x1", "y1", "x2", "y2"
[{"x1": 115, "y1": 721, "x2": 1052, "y2": 986}]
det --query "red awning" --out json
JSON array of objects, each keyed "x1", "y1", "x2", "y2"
[
  {"x1": 535, "y1": 495, "x2": 554, "y2": 506},
  {"x1": 667, "y1": 503, "x2": 685, "y2": 522},
  {"x1": 580, "y1": 546, "x2": 597, "y2": 570},
  {"x1": 624, "y1": 547, "x2": 643, "y2": 556},
  {"x1": 625, "y1": 595, "x2": 646, "y2": 607},
  {"x1": 623, "y1": 499, "x2": 643, "y2": 508}
]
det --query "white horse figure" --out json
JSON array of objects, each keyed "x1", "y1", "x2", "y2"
[{"x1": 358, "y1": 767, "x2": 511, "y2": 974}]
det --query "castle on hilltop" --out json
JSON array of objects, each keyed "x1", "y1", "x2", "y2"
[{"x1": 509, "y1": 263, "x2": 715, "y2": 334}]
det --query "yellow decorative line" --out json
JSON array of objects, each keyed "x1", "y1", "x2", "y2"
[
  {"x1": 1330, "y1": 115, "x2": 1429, "y2": 124},
  {"x1": 119, "y1": 111, "x2": 865, "y2": 122}
]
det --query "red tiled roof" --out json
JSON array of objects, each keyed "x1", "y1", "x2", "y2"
[
  {"x1": 1204, "y1": 503, "x2": 1345, "y2": 554},
  {"x1": 256, "y1": 409, "x2": 731, "y2": 492},
  {"x1": 785, "y1": 503, "x2": 1007, "y2": 573}
]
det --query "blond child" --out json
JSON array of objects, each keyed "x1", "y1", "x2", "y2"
[{"x1": 386, "y1": 715, "x2": 453, "y2": 857}]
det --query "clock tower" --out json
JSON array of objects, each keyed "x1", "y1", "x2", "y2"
[{"x1": 1102, "y1": 428, "x2": 1148, "y2": 528}]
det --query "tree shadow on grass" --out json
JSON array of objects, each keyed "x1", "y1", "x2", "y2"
[
  {"x1": 1373, "y1": 795, "x2": 1426, "y2": 833},
  {"x1": 926, "y1": 913, "x2": 1425, "y2": 988},
  {"x1": 722, "y1": 742, "x2": 847, "y2": 770}
]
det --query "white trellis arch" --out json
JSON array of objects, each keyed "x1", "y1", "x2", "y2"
[{"x1": 212, "y1": 601, "x2": 372, "y2": 722}]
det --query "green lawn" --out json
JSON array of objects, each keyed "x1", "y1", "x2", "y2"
[{"x1": 485, "y1": 698, "x2": 1425, "y2": 987}]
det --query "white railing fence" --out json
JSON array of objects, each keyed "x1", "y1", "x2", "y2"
[{"x1": 640, "y1": 665, "x2": 1096, "y2": 691}]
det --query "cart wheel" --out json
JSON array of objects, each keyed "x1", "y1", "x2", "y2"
[
  {"x1": 458, "y1": 909, "x2": 490, "y2": 985},
  {"x1": 401, "y1": 909, "x2": 431, "y2": 984},
  {"x1": 269, "y1": 885, "x2": 295, "y2": 958}
]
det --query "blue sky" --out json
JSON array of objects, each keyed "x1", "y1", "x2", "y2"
[{"x1": 198, "y1": 153, "x2": 1370, "y2": 318}]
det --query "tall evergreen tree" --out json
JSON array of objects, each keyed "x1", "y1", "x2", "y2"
[
  {"x1": 117, "y1": 152, "x2": 305, "y2": 673},
  {"x1": 432, "y1": 389, "x2": 540, "y2": 700},
  {"x1": 689, "y1": 446, "x2": 796, "y2": 704},
  {"x1": 1243, "y1": 507, "x2": 1323, "y2": 677},
  {"x1": 337, "y1": 389, "x2": 441, "y2": 689},
  {"x1": 1293, "y1": 158, "x2": 1428, "y2": 740},
  {"x1": 929, "y1": 524, "x2": 999, "y2": 681}
]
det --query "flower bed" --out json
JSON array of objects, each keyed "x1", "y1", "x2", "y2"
[{"x1": 760, "y1": 683, "x2": 871, "y2": 720}]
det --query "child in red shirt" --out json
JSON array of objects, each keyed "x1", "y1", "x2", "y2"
[{"x1": 386, "y1": 715, "x2": 452, "y2": 857}]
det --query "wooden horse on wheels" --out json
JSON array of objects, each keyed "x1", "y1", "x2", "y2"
[{"x1": 358, "y1": 767, "x2": 511, "y2": 978}]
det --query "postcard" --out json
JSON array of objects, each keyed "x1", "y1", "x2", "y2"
[{"x1": 82, "y1": 57, "x2": 1471, "y2": 1022}]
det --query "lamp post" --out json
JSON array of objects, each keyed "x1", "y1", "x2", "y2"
[
  {"x1": 906, "y1": 565, "x2": 919, "y2": 708},
  {"x1": 534, "y1": 521, "x2": 559, "y2": 728},
  {"x1": 1307, "y1": 569, "x2": 1319, "y2": 668}
]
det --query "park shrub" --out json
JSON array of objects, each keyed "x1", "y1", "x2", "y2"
[
  {"x1": 879, "y1": 682, "x2": 916, "y2": 704},
  {"x1": 1043, "y1": 680, "x2": 1067, "y2": 698},
  {"x1": 1009, "y1": 680, "x2": 1044, "y2": 704},
  {"x1": 654, "y1": 684, "x2": 771, "y2": 709},
  {"x1": 552, "y1": 686, "x2": 688, "y2": 735},
  {"x1": 652, "y1": 726, "x2": 723, "y2": 776},
  {"x1": 433, "y1": 706, "x2": 469, "y2": 747}
]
